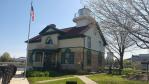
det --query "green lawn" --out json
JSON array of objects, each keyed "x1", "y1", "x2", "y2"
[
  {"x1": 40, "y1": 77, "x2": 85, "y2": 84},
  {"x1": 27, "y1": 76, "x2": 85, "y2": 84},
  {"x1": 88, "y1": 73, "x2": 149, "y2": 84}
]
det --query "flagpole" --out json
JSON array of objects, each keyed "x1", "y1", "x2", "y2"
[{"x1": 24, "y1": 1, "x2": 32, "y2": 77}]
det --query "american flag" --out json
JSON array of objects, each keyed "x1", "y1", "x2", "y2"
[{"x1": 31, "y1": 3, "x2": 35, "y2": 21}]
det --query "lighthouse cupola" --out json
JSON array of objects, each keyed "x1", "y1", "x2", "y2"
[
  {"x1": 78, "y1": 7, "x2": 91, "y2": 16},
  {"x1": 73, "y1": 7, "x2": 96, "y2": 27}
]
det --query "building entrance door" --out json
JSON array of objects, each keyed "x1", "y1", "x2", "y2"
[{"x1": 43, "y1": 52, "x2": 55, "y2": 69}]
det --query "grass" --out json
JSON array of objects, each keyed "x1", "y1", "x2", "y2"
[
  {"x1": 88, "y1": 73, "x2": 149, "y2": 84},
  {"x1": 27, "y1": 75, "x2": 72, "y2": 84},
  {"x1": 28, "y1": 77, "x2": 50, "y2": 84},
  {"x1": 27, "y1": 75, "x2": 84, "y2": 84},
  {"x1": 39, "y1": 77, "x2": 85, "y2": 84}
]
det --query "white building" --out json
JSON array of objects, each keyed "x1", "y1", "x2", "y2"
[{"x1": 26, "y1": 7, "x2": 107, "y2": 72}]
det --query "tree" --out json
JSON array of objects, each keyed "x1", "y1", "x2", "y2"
[
  {"x1": 114, "y1": 0, "x2": 149, "y2": 49},
  {"x1": 87, "y1": 0, "x2": 136, "y2": 74},
  {"x1": 0, "y1": 52, "x2": 12, "y2": 62},
  {"x1": 106, "y1": 52, "x2": 114, "y2": 74},
  {"x1": 123, "y1": 59, "x2": 132, "y2": 68},
  {"x1": 87, "y1": 0, "x2": 149, "y2": 49}
]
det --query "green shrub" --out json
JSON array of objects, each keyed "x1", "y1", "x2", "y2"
[
  {"x1": 112, "y1": 69, "x2": 120, "y2": 75},
  {"x1": 77, "y1": 70, "x2": 89, "y2": 75},
  {"x1": 122, "y1": 68, "x2": 134, "y2": 75},
  {"x1": 27, "y1": 69, "x2": 78, "y2": 77},
  {"x1": 26, "y1": 70, "x2": 49, "y2": 77},
  {"x1": 48, "y1": 71, "x2": 59, "y2": 77},
  {"x1": 98, "y1": 67, "x2": 105, "y2": 72}
]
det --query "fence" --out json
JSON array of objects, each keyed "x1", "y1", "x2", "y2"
[{"x1": 0, "y1": 62, "x2": 26, "y2": 68}]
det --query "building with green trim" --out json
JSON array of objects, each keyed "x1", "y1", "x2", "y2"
[{"x1": 26, "y1": 7, "x2": 107, "y2": 72}]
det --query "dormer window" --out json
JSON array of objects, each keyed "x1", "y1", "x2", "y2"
[{"x1": 45, "y1": 37, "x2": 53, "y2": 45}]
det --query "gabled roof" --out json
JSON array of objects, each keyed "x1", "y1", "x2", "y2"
[
  {"x1": 25, "y1": 35, "x2": 41, "y2": 43},
  {"x1": 39, "y1": 24, "x2": 64, "y2": 35},
  {"x1": 26, "y1": 25, "x2": 89, "y2": 43},
  {"x1": 61, "y1": 25, "x2": 89, "y2": 34},
  {"x1": 26, "y1": 23, "x2": 107, "y2": 46}
]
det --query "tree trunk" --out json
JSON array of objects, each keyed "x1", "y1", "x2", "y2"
[
  {"x1": 119, "y1": 53, "x2": 124, "y2": 75},
  {"x1": 108, "y1": 65, "x2": 112, "y2": 74}
]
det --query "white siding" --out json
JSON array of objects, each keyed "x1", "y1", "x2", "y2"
[
  {"x1": 59, "y1": 38, "x2": 84, "y2": 48},
  {"x1": 28, "y1": 42, "x2": 41, "y2": 50},
  {"x1": 84, "y1": 25, "x2": 105, "y2": 52},
  {"x1": 28, "y1": 25, "x2": 105, "y2": 52},
  {"x1": 47, "y1": 28, "x2": 55, "y2": 32},
  {"x1": 28, "y1": 34, "x2": 59, "y2": 50}
]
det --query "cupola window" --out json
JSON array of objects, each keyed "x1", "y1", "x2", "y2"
[{"x1": 79, "y1": 9, "x2": 84, "y2": 16}]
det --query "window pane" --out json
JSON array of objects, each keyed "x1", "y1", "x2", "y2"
[
  {"x1": 35, "y1": 52, "x2": 42, "y2": 62},
  {"x1": 61, "y1": 53, "x2": 65, "y2": 64},
  {"x1": 61, "y1": 49, "x2": 74, "y2": 64},
  {"x1": 87, "y1": 50, "x2": 91, "y2": 65},
  {"x1": 98, "y1": 52, "x2": 102, "y2": 65},
  {"x1": 87, "y1": 37, "x2": 91, "y2": 48}
]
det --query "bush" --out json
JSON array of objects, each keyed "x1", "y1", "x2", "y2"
[
  {"x1": 26, "y1": 70, "x2": 49, "y2": 77},
  {"x1": 122, "y1": 68, "x2": 134, "y2": 75},
  {"x1": 27, "y1": 70, "x2": 77, "y2": 77},
  {"x1": 112, "y1": 69, "x2": 120, "y2": 75},
  {"x1": 77, "y1": 70, "x2": 89, "y2": 75},
  {"x1": 98, "y1": 67, "x2": 105, "y2": 73},
  {"x1": 48, "y1": 71, "x2": 60, "y2": 77}
]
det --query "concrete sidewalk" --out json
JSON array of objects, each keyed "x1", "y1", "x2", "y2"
[
  {"x1": 76, "y1": 75, "x2": 97, "y2": 84},
  {"x1": 36, "y1": 75, "x2": 97, "y2": 84},
  {"x1": 10, "y1": 70, "x2": 29, "y2": 84}
]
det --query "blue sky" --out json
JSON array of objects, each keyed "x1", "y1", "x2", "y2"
[
  {"x1": 0, "y1": 0, "x2": 148, "y2": 58},
  {"x1": 0, "y1": 0, "x2": 82, "y2": 58}
]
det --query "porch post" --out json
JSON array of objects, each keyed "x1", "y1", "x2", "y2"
[
  {"x1": 42, "y1": 52, "x2": 45, "y2": 67},
  {"x1": 55, "y1": 53, "x2": 58, "y2": 67}
]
